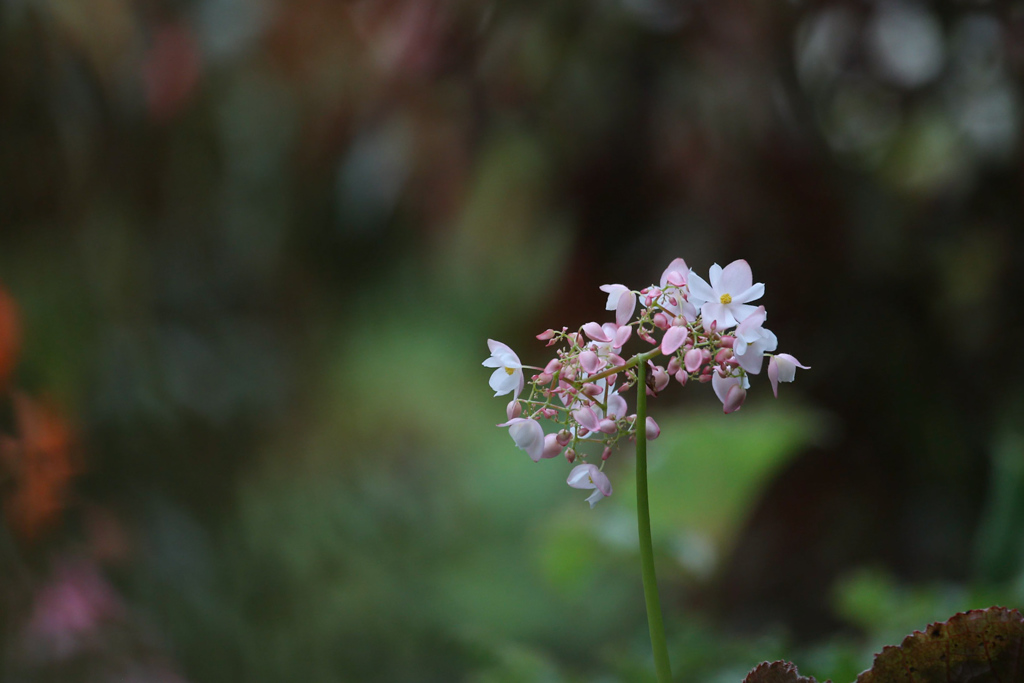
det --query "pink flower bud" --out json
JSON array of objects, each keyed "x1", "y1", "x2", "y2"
[
  {"x1": 535, "y1": 372, "x2": 553, "y2": 384},
  {"x1": 698, "y1": 372, "x2": 712, "y2": 383},
  {"x1": 667, "y1": 357, "x2": 681, "y2": 375},
  {"x1": 544, "y1": 359, "x2": 562, "y2": 374},
  {"x1": 684, "y1": 348, "x2": 703, "y2": 373},
  {"x1": 601, "y1": 447, "x2": 612, "y2": 461},
  {"x1": 565, "y1": 448, "x2": 576, "y2": 464},
  {"x1": 608, "y1": 353, "x2": 626, "y2": 367},
  {"x1": 715, "y1": 348, "x2": 733, "y2": 364},
  {"x1": 507, "y1": 400, "x2": 522, "y2": 420},
  {"x1": 653, "y1": 312, "x2": 670, "y2": 330},
  {"x1": 723, "y1": 385, "x2": 746, "y2": 414},
  {"x1": 541, "y1": 408, "x2": 558, "y2": 419},
  {"x1": 582, "y1": 383, "x2": 603, "y2": 397},
  {"x1": 649, "y1": 363, "x2": 669, "y2": 393},
  {"x1": 556, "y1": 430, "x2": 572, "y2": 446},
  {"x1": 645, "y1": 417, "x2": 660, "y2": 440},
  {"x1": 566, "y1": 332, "x2": 579, "y2": 347},
  {"x1": 701, "y1": 348, "x2": 712, "y2": 362},
  {"x1": 536, "y1": 329, "x2": 555, "y2": 341},
  {"x1": 719, "y1": 335, "x2": 735, "y2": 348},
  {"x1": 542, "y1": 433, "x2": 563, "y2": 459},
  {"x1": 674, "y1": 368, "x2": 687, "y2": 385},
  {"x1": 599, "y1": 418, "x2": 618, "y2": 434}
]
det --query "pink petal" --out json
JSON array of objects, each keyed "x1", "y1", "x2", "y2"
[
  {"x1": 542, "y1": 433, "x2": 563, "y2": 459},
  {"x1": 712, "y1": 372, "x2": 740, "y2": 405},
  {"x1": 582, "y1": 322, "x2": 611, "y2": 342},
  {"x1": 573, "y1": 406, "x2": 600, "y2": 432},
  {"x1": 660, "y1": 258, "x2": 689, "y2": 287},
  {"x1": 591, "y1": 468, "x2": 613, "y2": 496},
  {"x1": 684, "y1": 348, "x2": 703, "y2": 373},
  {"x1": 723, "y1": 385, "x2": 746, "y2": 414},
  {"x1": 579, "y1": 350, "x2": 603, "y2": 374},
  {"x1": 660, "y1": 326, "x2": 687, "y2": 355},
  {"x1": 613, "y1": 325, "x2": 632, "y2": 348},
  {"x1": 615, "y1": 290, "x2": 636, "y2": 326},
  {"x1": 645, "y1": 416, "x2": 660, "y2": 440},
  {"x1": 768, "y1": 357, "x2": 780, "y2": 398}
]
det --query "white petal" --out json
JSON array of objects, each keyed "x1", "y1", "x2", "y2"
[
  {"x1": 585, "y1": 490, "x2": 606, "y2": 508},
  {"x1": 708, "y1": 263, "x2": 724, "y2": 290},
  {"x1": 731, "y1": 282, "x2": 765, "y2": 305},
  {"x1": 727, "y1": 304, "x2": 757, "y2": 325},
  {"x1": 490, "y1": 367, "x2": 519, "y2": 396},
  {"x1": 718, "y1": 260, "x2": 753, "y2": 295},
  {"x1": 567, "y1": 464, "x2": 599, "y2": 489},
  {"x1": 712, "y1": 372, "x2": 740, "y2": 405},
  {"x1": 687, "y1": 271, "x2": 716, "y2": 305}
]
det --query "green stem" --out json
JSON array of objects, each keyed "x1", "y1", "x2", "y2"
[{"x1": 635, "y1": 360, "x2": 673, "y2": 682}]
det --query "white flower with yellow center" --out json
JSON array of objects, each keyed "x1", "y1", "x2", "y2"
[
  {"x1": 482, "y1": 339, "x2": 524, "y2": 399},
  {"x1": 687, "y1": 260, "x2": 765, "y2": 331}
]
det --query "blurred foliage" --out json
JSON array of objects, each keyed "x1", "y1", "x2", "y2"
[{"x1": 2, "y1": 0, "x2": 1024, "y2": 681}]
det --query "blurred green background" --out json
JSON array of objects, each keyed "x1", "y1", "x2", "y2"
[{"x1": 2, "y1": 0, "x2": 1024, "y2": 681}]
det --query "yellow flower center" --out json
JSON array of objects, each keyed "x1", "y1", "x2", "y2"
[
  {"x1": 505, "y1": 366, "x2": 516, "y2": 375},
  {"x1": 719, "y1": 293, "x2": 732, "y2": 304}
]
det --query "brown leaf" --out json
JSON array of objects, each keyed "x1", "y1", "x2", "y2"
[
  {"x1": 856, "y1": 607, "x2": 1024, "y2": 683},
  {"x1": 743, "y1": 660, "x2": 825, "y2": 683}
]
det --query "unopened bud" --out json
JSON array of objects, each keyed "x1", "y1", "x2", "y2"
[
  {"x1": 582, "y1": 383, "x2": 603, "y2": 397},
  {"x1": 541, "y1": 408, "x2": 558, "y2": 419},
  {"x1": 564, "y1": 448, "x2": 576, "y2": 464},
  {"x1": 535, "y1": 372, "x2": 553, "y2": 384},
  {"x1": 601, "y1": 447, "x2": 612, "y2": 461},
  {"x1": 542, "y1": 433, "x2": 563, "y2": 459},
  {"x1": 715, "y1": 348, "x2": 733, "y2": 364},
  {"x1": 674, "y1": 368, "x2": 687, "y2": 385},
  {"x1": 701, "y1": 349, "x2": 712, "y2": 362},
  {"x1": 723, "y1": 385, "x2": 746, "y2": 414},
  {"x1": 667, "y1": 357, "x2": 681, "y2": 375},
  {"x1": 685, "y1": 348, "x2": 703, "y2": 373},
  {"x1": 608, "y1": 353, "x2": 626, "y2": 367},
  {"x1": 536, "y1": 329, "x2": 556, "y2": 341},
  {"x1": 544, "y1": 359, "x2": 562, "y2": 374},
  {"x1": 648, "y1": 363, "x2": 669, "y2": 393},
  {"x1": 719, "y1": 336, "x2": 735, "y2": 348},
  {"x1": 645, "y1": 417, "x2": 661, "y2": 440},
  {"x1": 652, "y1": 312, "x2": 669, "y2": 330},
  {"x1": 556, "y1": 430, "x2": 572, "y2": 446},
  {"x1": 507, "y1": 400, "x2": 522, "y2": 420},
  {"x1": 599, "y1": 418, "x2": 618, "y2": 434}
]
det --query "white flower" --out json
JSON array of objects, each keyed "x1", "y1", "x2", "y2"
[
  {"x1": 567, "y1": 463, "x2": 613, "y2": 508},
  {"x1": 498, "y1": 417, "x2": 545, "y2": 462},
  {"x1": 599, "y1": 284, "x2": 637, "y2": 326},
  {"x1": 768, "y1": 354, "x2": 810, "y2": 397},
  {"x1": 732, "y1": 306, "x2": 778, "y2": 374},
  {"x1": 687, "y1": 260, "x2": 764, "y2": 331},
  {"x1": 482, "y1": 339, "x2": 524, "y2": 399}
]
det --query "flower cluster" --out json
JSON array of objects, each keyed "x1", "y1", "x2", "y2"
[{"x1": 484, "y1": 258, "x2": 808, "y2": 507}]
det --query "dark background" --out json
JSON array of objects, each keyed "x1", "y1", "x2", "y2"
[{"x1": 2, "y1": 1, "x2": 1024, "y2": 681}]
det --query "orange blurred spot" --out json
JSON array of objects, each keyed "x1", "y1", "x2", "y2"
[
  {"x1": 0, "y1": 285, "x2": 21, "y2": 392},
  {"x1": 2, "y1": 395, "x2": 78, "y2": 542}
]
